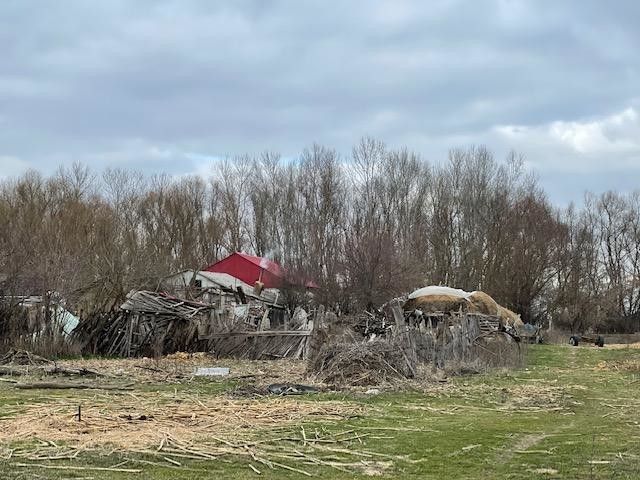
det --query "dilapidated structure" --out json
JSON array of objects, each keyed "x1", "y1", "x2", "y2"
[{"x1": 74, "y1": 264, "x2": 317, "y2": 359}]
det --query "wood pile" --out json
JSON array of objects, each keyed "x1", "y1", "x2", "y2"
[
  {"x1": 120, "y1": 290, "x2": 212, "y2": 319},
  {"x1": 470, "y1": 314, "x2": 502, "y2": 333},
  {"x1": 207, "y1": 331, "x2": 310, "y2": 360},
  {"x1": 308, "y1": 301, "x2": 521, "y2": 385},
  {"x1": 76, "y1": 311, "x2": 206, "y2": 357},
  {"x1": 352, "y1": 311, "x2": 390, "y2": 336},
  {"x1": 0, "y1": 348, "x2": 52, "y2": 366},
  {"x1": 307, "y1": 338, "x2": 415, "y2": 386},
  {"x1": 197, "y1": 305, "x2": 320, "y2": 361}
]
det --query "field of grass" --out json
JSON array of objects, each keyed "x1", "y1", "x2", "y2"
[{"x1": 0, "y1": 344, "x2": 639, "y2": 479}]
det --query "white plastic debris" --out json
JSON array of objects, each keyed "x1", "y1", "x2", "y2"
[{"x1": 407, "y1": 286, "x2": 472, "y2": 300}]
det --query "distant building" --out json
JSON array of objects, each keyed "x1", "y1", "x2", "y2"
[
  {"x1": 204, "y1": 252, "x2": 318, "y2": 289},
  {"x1": 161, "y1": 269, "x2": 281, "y2": 305}
]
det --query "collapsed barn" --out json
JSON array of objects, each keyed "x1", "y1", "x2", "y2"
[{"x1": 74, "y1": 253, "x2": 318, "y2": 359}]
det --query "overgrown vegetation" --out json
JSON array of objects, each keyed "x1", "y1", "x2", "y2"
[
  {"x1": 0, "y1": 297, "x2": 80, "y2": 358},
  {"x1": 1, "y1": 140, "x2": 640, "y2": 332}
]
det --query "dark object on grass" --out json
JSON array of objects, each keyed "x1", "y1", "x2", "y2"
[
  {"x1": 120, "y1": 414, "x2": 152, "y2": 421},
  {"x1": 267, "y1": 383, "x2": 318, "y2": 395},
  {"x1": 569, "y1": 335, "x2": 605, "y2": 347}
]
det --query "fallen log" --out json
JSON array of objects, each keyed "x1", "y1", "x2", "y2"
[
  {"x1": 0, "y1": 365, "x2": 105, "y2": 377},
  {"x1": 42, "y1": 366, "x2": 105, "y2": 377},
  {"x1": 14, "y1": 381, "x2": 134, "y2": 390}
]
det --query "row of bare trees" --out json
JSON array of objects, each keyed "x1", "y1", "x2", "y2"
[{"x1": 1, "y1": 139, "x2": 639, "y2": 332}]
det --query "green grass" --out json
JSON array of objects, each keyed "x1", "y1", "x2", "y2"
[{"x1": 1, "y1": 344, "x2": 639, "y2": 479}]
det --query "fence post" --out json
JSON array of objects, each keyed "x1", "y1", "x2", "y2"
[{"x1": 387, "y1": 300, "x2": 417, "y2": 377}]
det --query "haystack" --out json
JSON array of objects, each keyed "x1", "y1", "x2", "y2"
[
  {"x1": 497, "y1": 306, "x2": 523, "y2": 327},
  {"x1": 467, "y1": 291, "x2": 499, "y2": 316},
  {"x1": 403, "y1": 294, "x2": 469, "y2": 314},
  {"x1": 404, "y1": 285, "x2": 523, "y2": 329}
]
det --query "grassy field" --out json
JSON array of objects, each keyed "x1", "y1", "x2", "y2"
[{"x1": 0, "y1": 344, "x2": 639, "y2": 479}]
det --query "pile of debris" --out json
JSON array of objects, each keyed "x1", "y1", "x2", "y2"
[
  {"x1": 306, "y1": 301, "x2": 418, "y2": 386},
  {"x1": 352, "y1": 311, "x2": 391, "y2": 336},
  {"x1": 306, "y1": 293, "x2": 524, "y2": 385},
  {"x1": 0, "y1": 348, "x2": 52, "y2": 366},
  {"x1": 74, "y1": 290, "x2": 314, "y2": 359},
  {"x1": 308, "y1": 338, "x2": 415, "y2": 386},
  {"x1": 74, "y1": 291, "x2": 213, "y2": 357},
  {"x1": 120, "y1": 290, "x2": 212, "y2": 319},
  {"x1": 67, "y1": 282, "x2": 525, "y2": 379}
]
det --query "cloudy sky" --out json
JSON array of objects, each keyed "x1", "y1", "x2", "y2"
[{"x1": 1, "y1": 0, "x2": 638, "y2": 203}]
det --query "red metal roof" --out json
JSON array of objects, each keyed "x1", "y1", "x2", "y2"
[
  {"x1": 204, "y1": 252, "x2": 318, "y2": 289},
  {"x1": 235, "y1": 253, "x2": 285, "y2": 277}
]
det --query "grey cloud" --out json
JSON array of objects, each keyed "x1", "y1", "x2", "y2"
[{"x1": 0, "y1": 0, "x2": 638, "y2": 202}]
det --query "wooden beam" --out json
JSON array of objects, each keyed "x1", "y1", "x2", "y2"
[{"x1": 200, "y1": 330, "x2": 312, "y2": 340}]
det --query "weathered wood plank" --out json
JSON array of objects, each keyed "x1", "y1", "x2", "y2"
[{"x1": 201, "y1": 330, "x2": 312, "y2": 339}]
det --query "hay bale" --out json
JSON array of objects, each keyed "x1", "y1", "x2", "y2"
[
  {"x1": 468, "y1": 291, "x2": 499, "y2": 316},
  {"x1": 307, "y1": 339, "x2": 414, "y2": 386},
  {"x1": 497, "y1": 306, "x2": 522, "y2": 327},
  {"x1": 403, "y1": 294, "x2": 469, "y2": 314}
]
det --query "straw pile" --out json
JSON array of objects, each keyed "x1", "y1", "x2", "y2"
[
  {"x1": 403, "y1": 294, "x2": 469, "y2": 314},
  {"x1": 0, "y1": 394, "x2": 360, "y2": 449},
  {"x1": 467, "y1": 291, "x2": 499, "y2": 316},
  {"x1": 403, "y1": 286, "x2": 523, "y2": 328},
  {"x1": 497, "y1": 306, "x2": 523, "y2": 327},
  {"x1": 0, "y1": 393, "x2": 389, "y2": 476},
  {"x1": 308, "y1": 339, "x2": 415, "y2": 386}
]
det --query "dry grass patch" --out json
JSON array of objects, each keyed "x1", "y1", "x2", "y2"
[
  {"x1": 0, "y1": 392, "x2": 383, "y2": 476},
  {"x1": 0, "y1": 393, "x2": 361, "y2": 450},
  {"x1": 57, "y1": 354, "x2": 309, "y2": 386},
  {"x1": 605, "y1": 342, "x2": 640, "y2": 350},
  {"x1": 594, "y1": 359, "x2": 640, "y2": 372}
]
